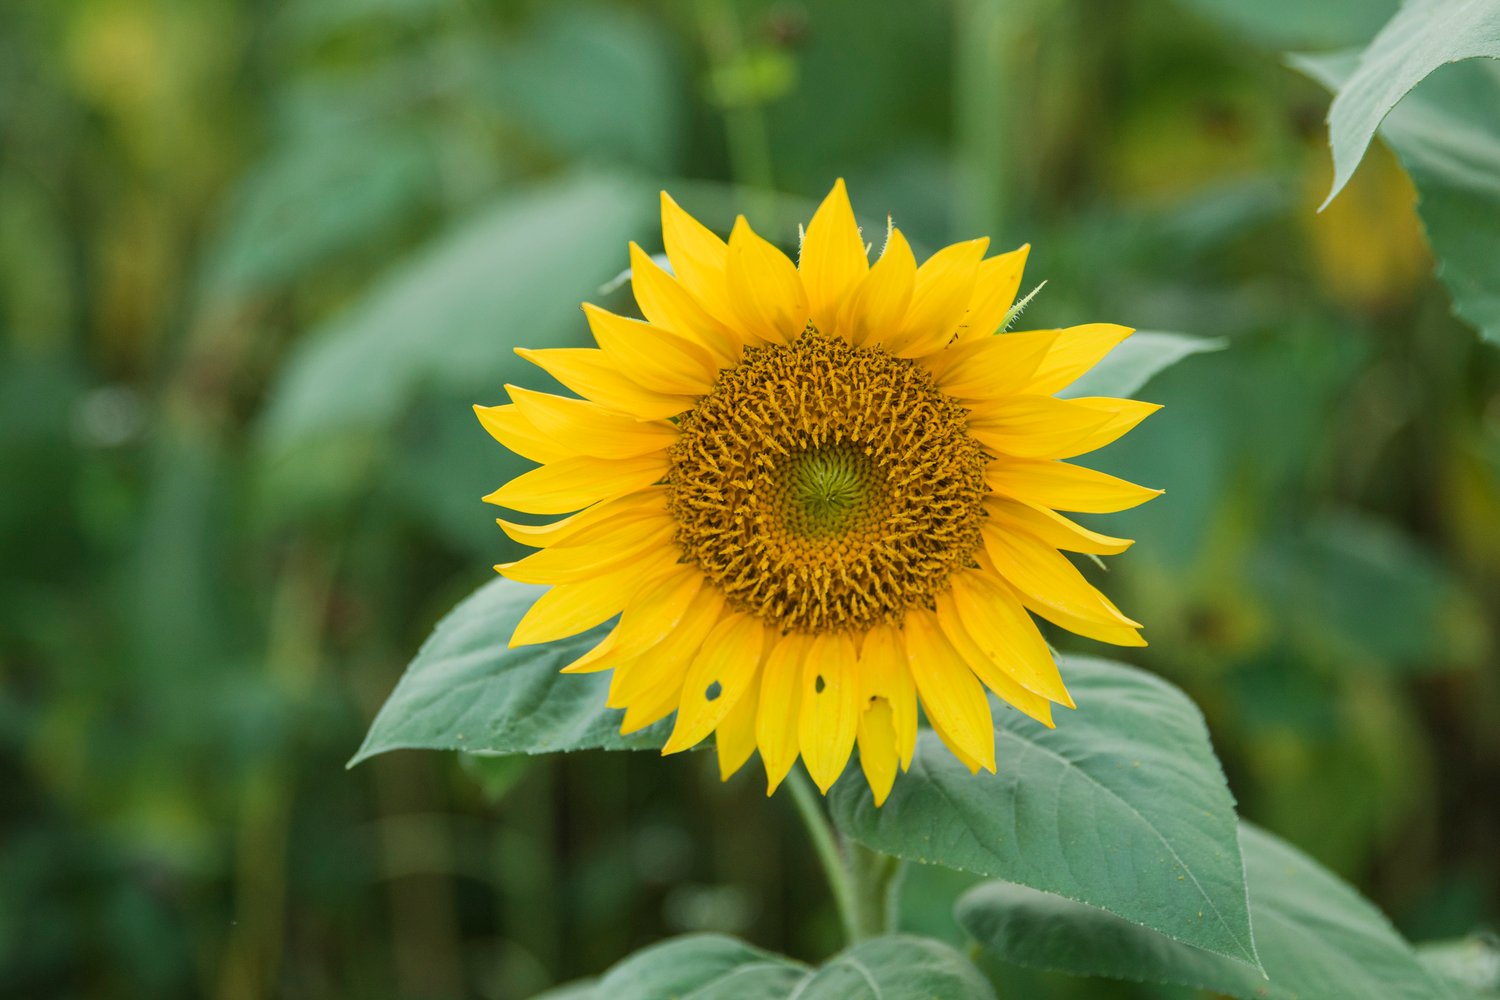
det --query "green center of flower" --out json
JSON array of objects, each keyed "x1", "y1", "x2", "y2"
[{"x1": 786, "y1": 445, "x2": 881, "y2": 538}]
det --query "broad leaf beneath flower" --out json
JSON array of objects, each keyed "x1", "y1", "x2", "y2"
[
  {"x1": 530, "y1": 933, "x2": 995, "y2": 1000},
  {"x1": 957, "y1": 822, "x2": 1457, "y2": 1000},
  {"x1": 828, "y1": 655, "x2": 1260, "y2": 971}
]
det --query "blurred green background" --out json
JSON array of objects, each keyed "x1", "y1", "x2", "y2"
[{"x1": 2, "y1": 0, "x2": 1497, "y2": 997}]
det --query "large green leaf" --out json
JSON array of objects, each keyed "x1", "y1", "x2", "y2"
[
  {"x1": 1418, "y1": 936, "x2": 1500, "y2": 997},
  {"x1": 1314, "y1": 0, "x2": 1500, "y2": 207},
  {"x1": 258, "y1": 171, "x2": 652, "y2": 452},
  {"x1": 1057, "y1": 331, "x2": 1225, "y2": 401},
  {"x1": 957, "y1": 822, "x2": 1458, "y2": 1000},
  {"x1": 350, "y1": 577, "x2": 666, "y2": 766},
  {"x1": 1172, "y1": 0, "x2": 1396, "y2": 49},
  {"x1": 791, "y1": 934, "x2": 995, "y2": 999},
  {"x1": 1297, "y1": 50, "x2": 1500, "y2": 344},
  {"x1": 828, "y1": 656, "x2": 1259, "y2": 970},
  {"x1": 532, "y1": 934, "x2": 994, "y2": 1000}
]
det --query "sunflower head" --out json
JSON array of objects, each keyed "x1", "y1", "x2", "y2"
[{"x1": 477, "y1": 180, "x2": 1161, "y2": 805}]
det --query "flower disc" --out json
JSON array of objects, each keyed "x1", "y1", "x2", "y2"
[{"x1": 669, "y1": 331, "x2": 986, "y2": 632}]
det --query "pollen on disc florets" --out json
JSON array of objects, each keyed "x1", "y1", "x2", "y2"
[{"x1": 666, "y1": 330, "x2": 988, "y2": 632}]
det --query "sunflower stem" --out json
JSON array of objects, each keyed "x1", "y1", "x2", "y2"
[
  {"x1": 786, "y1": 769, "x2": 864, "y2": 943},
  {"x1": 786, "y1": 769, "x2": 900, "y2": 944},
  {"x1": 847, "y1": 840, "x2": 904, "y2": 939}
]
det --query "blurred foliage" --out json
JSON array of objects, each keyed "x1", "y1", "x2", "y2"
[{"x1": 1, "y1": 0, "x2": 1497, "y2": 997}]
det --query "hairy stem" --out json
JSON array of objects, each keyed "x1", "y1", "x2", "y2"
[
  {"x1": 787, "y1": 768, "x2": 864, "y2": 943},
  {"x1": 787, "y1": 769, "x2": 902, "y2": 943}
]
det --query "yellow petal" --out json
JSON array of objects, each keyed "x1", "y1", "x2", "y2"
[
  {"x1": 944, "y1": 572, "x2": 1073, "y2": 709},
  {"x1": 629, "y1": 242, "x2": 740, "y2": 364},
  {"x1": 856, "y1": 698, "x2": 899, "y2": 806},
  {"x1": 926, "y1": 710, "x2": 988, "y2": 774},
  {"x1": 934, "y1": 589, "x2": 1056, "y2": 726},
  {"x1": 506, "y1": 385, "x2": 679, "y2": 459},
  {"x1": 473, "y1": 403, "x2": 572, "y2": 464},
  {"x1": 839, "y1": 227, "x2": 916, "y2": 348},
  {"x1": 926, "y1": 329, "x2": 1056, "y2": 397},
  {"x1": 726, "y1": 216, "x2": 810, "y2": 345},
  {"x1": 660, "y1": 190, "x2": 744, "y2": 333},
  {"x1": 981, "y1": 523, "x2": 1141, "y2": 630},
  {"x1": 986, "y1": 457, "x2": 1162, "y2": 513},
  {"x1": 1057, "y1": 396, "x2": 1162, "y2": 457},
  {"x1": 968, "y1": 395, "x2": 1123, "y2": 459},
  {"x1": 496, "y1": 487, "x2": 669, "y2": 547},
  {"x1": 983, "y1": 496, "x2": 1133, "y2": 555},
  {"x1": 662, "y1": 613, "x2": 766, "y2": 755},
  {"x1": 857, "y1": 624, "x2": 917, "y2": 770},
  {"x1": 967, "y1": 395, "x2": 1158, "y2": 460},
  {"x1": 484, "y1": 450, "x2": 668, "y2": 515},
  {"x1": 582, "y1": 304, "x2": 720, "y2": 396},
  {"x1": 902, "y1": 609, "x2": 996, "y2": 773},
  {"x1": 517, "y1": 347, "x2": 695, "y2": 420},
  {"x1": 757, "y1": 631, "x2": 812, "y2": 794},
  {"x1": 715, "y1": 667, "x2": 761, "y2": 781},
  {"x1": 607, "y1": 585, "x2": 725, "y2": 707},
  {"x1": 1000, "y1": 574, "x2": 1148, "y2": 648},
  {"x1": 609, "y1": 568, "x2": 707, "y2": 665},
  {"x1": 797, "y1": 632, "x2": 860, "y2": 793},
  {"x1": 619, "y1": 670, "x2": 684, "y2": 734},
  {"x1": 1024, "y1": 324, "x2": 1134, "y2": 395},
  {"x1": 560, "y1": 621, "x2": 623, "y2": 674},
  {"x1": 499, "y1": 519, "x2": 676, "y2": 584},
  {"x1": 800, "y1": 179, "x2": 869, "y2": 335},
  {"x1": 889, "y1": 238, "x2": 988, "y2": 358},
  {"x1": 509, "y1": 556, "x2": 676, "y2": 648},
  {"x1": 954, "y1": 244, "x2": 1031, "y2": 343}
]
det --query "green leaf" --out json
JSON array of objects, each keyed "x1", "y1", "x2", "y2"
[
  {"x1": 1418, "y1": 936, "x2": 1500, "y2": 997},
  {"x1": 350, "y1": 577, "x2": 668, "y2": 767},
  {"x1": 544, "y1": 934, "x2": 802, "y2": 1000},
  {"x1": 258, "y1": 171, "x2": 652, "y2": 453},
  {"x1": 1313, "y1": 0, "x2": 1500, "y2": 208},
  {"x1": 531, "y1": 982, "x2": 600, "y2": 1000},
  {"x1": 536, "y1": 933, "x2": 994, "y2": 1000},
  {"x1": 1171, "y1": 0, "x2": 1396, "y2": 50},
  {"x1": 792, "y1": 934, "x2": 995, "y2": 999},
  {"x1": 1057, "y1": 331, "x2": 1225, "y2": 401},
  {"x1": 957, "y1": 822, "x2": 1458, "y2": 1000},
  {"x1": 828, "y1": 655, "x2": 1259, "y2": 970},
  {"x1": 1296, "y1": 49, "x2": 1500, "y2": 344}
]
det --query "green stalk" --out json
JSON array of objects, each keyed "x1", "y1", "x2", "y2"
[
  {"x1": 786, "y1": 769, "x2": 902, "y2": 943},
  {"x1": 850, "y1": 841, "x2": 905, "y2": 935},
  {"x1": 787, "y1": 768, "x2": 864, "y2": 943}
]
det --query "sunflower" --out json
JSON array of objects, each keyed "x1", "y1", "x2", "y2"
[{"x1": 476, "y1": 181, "x2": 1160, "y2": 805}]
